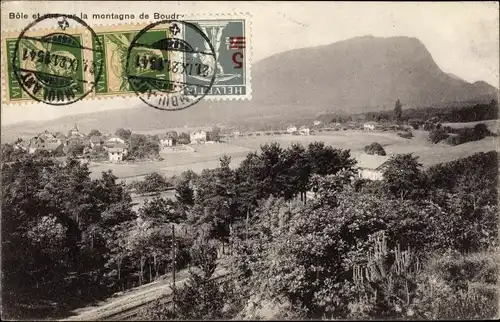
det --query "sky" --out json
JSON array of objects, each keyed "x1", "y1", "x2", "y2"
[{"x1": 1, "y1": 1, "x2": 499, "y2": 125}]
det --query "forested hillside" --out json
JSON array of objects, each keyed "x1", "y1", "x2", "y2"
[{"x1": 2, "y1": 144, "x2": 497, "y2": 319}]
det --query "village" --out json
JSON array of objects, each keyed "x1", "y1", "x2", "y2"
[{"x1": 8, "y1": 117, "x2": 475, "y2": 184}]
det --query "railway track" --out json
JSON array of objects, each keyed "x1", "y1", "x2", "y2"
[
  {"x1": 103, "y1": 274, "x2": 229, "y2": 321},
  {"x1": 63, "y1": 270, "x2": 229, "y2": 321}
]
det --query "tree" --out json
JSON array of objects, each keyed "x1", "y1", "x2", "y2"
[
  {"x1": 141, "y1": 238, "x2": 228, "y2": 320},
  {"x1": 167, "y1": 131, "x2": 179, "y2": 139},
  {"x1": 143, "y1": 172, "x2": 170, "y2": 193},
  {"x1": 139, "y1": 196, "x2": 184, "y2": 224},
  {"x1": 473, "y1": 123, "x2": 489, "y2": 138},
  {"x1": 209, "y1": 126, "x2": 221, "y2": 142},
  {"x1": 1, "y1": 143, "x2": 27, "y2": 162},
  {"x1": 1, "y1": 156, "x2": 135, "y2": 317},
  {"x1": 234, "y1": 151, "x2": 265, "y2": 212},
  {"x1": 189, "y1": 156, "x2": 236, "y2": 241},
  {"x1": 394, "y1": 99, "x2": 402, "y2": 122},
  {"x1": 175, "y1": 178, "x2": 195, "y2": 206},
  {"x1": 258, "y1": 142, "x2": 287, "y2": 198},
  {"x1": 88, "y1": 129, "x2": 101, "y2": 137},
  {"x1": 307, "y1": 142, "x2": 356, "y2": 176},
  {"x1": 115, "y1": 128, "x2": 132, "y2": 140},
  {"x1": 381, "y1": 154, "x2": 426, "y2": 200},
  {"x1": 129, "y1": 134, "x2": 160, "y2": 159},
  {"x1": 282, "y1": 143, "x2": 310, "y2": 201},
  {"x1": 364, "y1": 142, "x2": 386, "y2": 156},
  {"x1": 428, "y1": 129, "x2": 449, "y2": 144},
  {"x1": 66, "y1": 141, "x2": 86, "y2": 156},
  {"x1": 177, "y1": 132, "x2": 191, "y2": 145}
]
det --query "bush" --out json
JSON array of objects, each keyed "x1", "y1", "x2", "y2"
[
  {"x1": 398, "y1": 131, "x2": 413, "y2": 139},
  {"x1": 441, "y1": 123, "x2": 492, "y2": 146},
  {"x1": 445, "y1": 134, "x2": 462, "y2": 146},
  {"x1": 409, "y1": 120, "x2": 423, "y2": 130},
  {"x1": 428, "y1": 129, "x2": 449, "y2": 143},
  {"x1": 131, "y1": 172, "x2": 171, "y2": 194},
  {"x1": 364, "y1": 142, "x2": 386, "y2": 156},
  {"x1": 413, "y1": 251, "x2": 498, "y2": 320}
]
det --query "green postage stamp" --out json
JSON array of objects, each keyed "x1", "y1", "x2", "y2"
[{"x1": 1, "y1": 14, "x2": 251, "y2": 106}]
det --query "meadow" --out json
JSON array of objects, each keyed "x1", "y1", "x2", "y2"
[
  {"x1": 88, "y1": 143, "x2": 252, "y2": 183},
  {"x1": 89, "y1": 130, "x2": 498, "y2": 183}
]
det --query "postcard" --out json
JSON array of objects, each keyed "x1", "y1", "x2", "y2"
[{"x1": 1, "y1": 1, "x2": 498, "y2": 321}]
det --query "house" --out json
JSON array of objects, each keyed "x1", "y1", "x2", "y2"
[
  {"x1": 26, "y1": 133, "x2": 64, "y2": 154},
  {"x1": 355, "y1": 153, "x2": 390, "y2": 181},
  {"x1": 103, "y1": 137, "x2": 126, "y2": 149},
  {"x1": 14, "y1": 140, "x2": 30, "y2": 151},
  {"x1": 299, "y1": 126, "x2": 310, "y2": 136},
  {"x1": 38, "y1": 131, "x2": 57, "y2": 142},
  {"x1": 89, "y1": 136, "x2": 102, "y2": 148},
  {"x1": 55, "y1": 132, "x2": 67, "y2": 141},
  {"x1": 160, "y1": 137, "x2": 174, "y2": 147},
  {"x1": 190, "y1": 130, "x2": 207, "y2": 144},
  {"x1": 108, "y1": 143, "x2": 128, "y2": 162},
  {"x1": 287, "y1": 125, "x2": 297, "y2": 134},
  {"x1": 68, "y1": 124, "x2": 85, "y2": 138},
  {"x1": 27, "y1": 139, "x2": 64, "y2": 154},
  {"x1": 364, "y1": 121, "x2": 378, "y2": 130}
]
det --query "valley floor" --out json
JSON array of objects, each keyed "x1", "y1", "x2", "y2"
[{"x1": 88, "y1": 129, "x2": 498, "y2": 182}]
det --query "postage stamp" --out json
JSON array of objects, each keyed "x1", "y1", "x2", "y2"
[
  {"x1": 1, "y1": 14, "x2": 251, "y2": 106},
  {"x1": 183, "y1": 19, "x2": 248, "y2": 98},
  {"x1": 3, "y1": 14, "x2": 104, "y2": 105},
  {"x1": 126, "y1": 20, "x2": 217, "y2": 110}
]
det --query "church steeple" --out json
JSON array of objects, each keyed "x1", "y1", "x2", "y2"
[{"x1": 68, "y1": 124, "x2": 80, "y2": 137}]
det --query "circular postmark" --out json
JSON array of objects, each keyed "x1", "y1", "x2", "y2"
[
  {"x1": 12, "y1": 14, "x2": 104, "y2": 105},
  {"x1": 125, "y1": 20, "x2": 216, "y2": 111}
]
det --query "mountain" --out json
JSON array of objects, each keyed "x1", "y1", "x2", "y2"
[
  {"x1": 250, "y1": 35, "x2": 497, "y2": 110},
  {"x1": 447, "y1": 73, "x2": 466, "y2": 82},
  {"x1": 3, "y1": 35, "x2": 498, "y2": 141}
]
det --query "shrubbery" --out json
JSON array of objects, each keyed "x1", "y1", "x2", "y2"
[
  {"x1": 364, "y1": 142, "x2": 386, "y2": 156},
  {"x1": 413, "y1": 251, "x2": 498, "y2": 319},
  {"x1": 428, "y1": 129, "x2": 449, "y2": 143},
  {"x1": 129, "y1": 172, "x2": 172, "y2": 194},
  {"x1": 397, "y1": 131, "x2": 413, "y2": 139}
]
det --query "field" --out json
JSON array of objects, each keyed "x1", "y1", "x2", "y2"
[
  {"x1": 89, "y1": 130, "x2": 498, "y2": 182},
  {"x1": 89, "y1": 143, "x2": 251, "y2": 183}
]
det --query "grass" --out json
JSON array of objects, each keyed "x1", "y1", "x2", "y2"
[
  {"x1": 228, "y1": 130, "x2": 407, "y2": 152},
  {"x1": 88, "y1": 143, "x2": 252, "y2": 182},
  {"x1": 89, "y1": 130, "x2": 497, "y2": 181}
]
